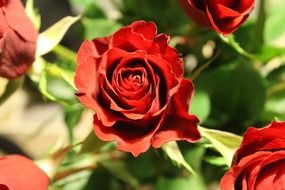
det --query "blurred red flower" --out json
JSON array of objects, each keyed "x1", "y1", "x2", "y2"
[
  {"x1": 0, "y1": 0, "x2": 38, "y2": 79},
  {"x1": 0, "y1": 155, "x2": 49, "y2": 190},
  {"x1": 179, "y1": 0, "x2": 255, "y2": 35}
]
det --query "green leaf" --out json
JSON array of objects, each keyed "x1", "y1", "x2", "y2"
[
  {"x1": 0, "y1": 77, "x2": 24, "y2": 105},
  {"x1": 81, "y1": 18, "x2": 122, "y2": 39},
  {"x1": 39, "y1": 65, "x2": 76, "y2": 105},
  {"x1": 100, "y1": 160, "x2": 139, "y2": 188},
  {"x1": 37, "y1": 16, "x2": 81, "y2": 56},
  {"x1": 80, "y1": 132, "x2": 106, "y2": 154},
  {"x1": 220, "y1": 34, "x2": 257, "y2": 61},
  {"x1": 196, "y1": 60, "x2": 266, "y2": 128},
  {"x1": 182, "y1": 145, "x2": 206, "y2": 173},
  {"x1": 126, "y1": 150, "x2": 157, "y2": 180},
  {"x1": 28, "y1": 56, "x2": 46, "y2": 83},
  {"x1": 155, "y1": 177, "x2": 192, "y2": 190},
  {"x1": 265, "y1": 0, "x2": 285, "y2": 48},
  {"x1": 199, "y1": 126, "x2": 242, "y2": 167},
  {"x1": 25, "y1": 0, "x2": 41, "y2": 30},
  {"x1": 161, "y1": 142, "x2": 197, "y2": 176},
  {"x1": 46, "y1": 64, "x2": 76, "y2": 90},
  {"x1": 64, "y1": 104, "x2": 84, "y2": 143},
  {"x1": 68, "y1": 0, "x2": 94, "y2": 10},
  {"x1": 189, "y1": 90, "x2": 211, "y2": 123},
  {"x1": 204, "y1": 156, "x2": 228, "y2": 167},
  {"x1": 262, "y1": 65, "x2": 285, "y2": 121}
]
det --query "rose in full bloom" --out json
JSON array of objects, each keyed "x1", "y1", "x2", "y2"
[
  {"x1": 220, "y1": 121, "x2": 285, "y2": 190},
  {"x1": 0, "y1": 0, "x2": 38, "y2": 79},
  {"x1": 179, "y1": 0, "x2": 255, "y2": 35},
  {"x1": 0, "y1": 155, "x2": 49, "y2": 190},
  {"x1": 75, "y1": 20, "x2": 200, "y2": 156}
]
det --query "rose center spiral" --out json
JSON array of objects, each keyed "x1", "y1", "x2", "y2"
[{"x1": 122, "y1": 70, "x2": 144, "y2": 89}]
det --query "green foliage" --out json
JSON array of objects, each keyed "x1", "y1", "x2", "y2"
[
  {"x1": 199, "y1": 126, "x2": 242, "y2": 167},
  {"x1": 119, "y1": 0, "x2": 189, "y2": 35},
  {"x1": 80, "y1": 132, "x2": 107, "y2": 154},
  {"x1": 64, "y1": 104, "x2": 84, "y2": 142},
  {"x1": 25, "y1": 0, "x2": 41, "y2": 30},
  {"x1": 161, "y1": 142, "x2": 196, "y2": 175},
  {"x1": 39, "y1": 64, "x2": 77, "y2": 105},
  {"x1": 189, "y1": 90, "x2": 211, "y2": 122},
  {"x1": 155, "y1": 176, "x2": 205, "y2": 190},
  {"x1": 265, "y1": 0, "x2": 285, "y2": 48},
  {"x1": 100, "y1": 160, "x2": 139, "y2": 188},
  {"x1": 0, "y1": 77, "x2": 24, "y2": 105},
  {"x1": 37, "y1": 16, "x2": 80, "y2": 56},
  {"x1": 81, "y1": 18, "x2": 122, "y2": 39},
  {"x1": 195, "y1": 60, "x2": 266, "y2": 130}
]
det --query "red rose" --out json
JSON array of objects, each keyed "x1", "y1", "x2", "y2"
[
  {"x1": 179, "y1": 0, "x2": 255, "y2": 34},
  {"x1": 0, "y1": 0, "x2": 38, "y2": 79},
  {"x1": 0, "y1": 155, "x2": 49, "y2": 190},
  {"x1": 75, "y1": 20, "x2": 200, "y2": 156},
  {"x1": 220, "y1": 122, "x2": 285, "y2": 190}
]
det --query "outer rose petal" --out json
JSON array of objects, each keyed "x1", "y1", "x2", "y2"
[
  {"x1": 152, "y1": 79, "x2": 200, "y2": 147},
  {"x1": 2, "y1": 0, "x2": 38, "y2": 42},
  {"x1": 220, "y1": 151, "x2": 269, "y2": 190},
  {"x1": 0, "y1": 155, "x2": 49, "y2": 190},
  {"x1": 75, "y1": 53, "x2": 123, "y2": 127},
  {"x1": 178, "y1": 0, "x2": 210, "y2": 28},
  {"x1": 220, "y1": 151, "x2": 285, "y2": 190},
  {"x1": 255, "y1": 157, "x2": 285, "y2": 190},
  {"x1": 233, "y1": 122, "x2": 285, "y2": 164},
  {"x1": 0, "y1": 0, "x2": 38, "y2": 79},
  {"x1": 110, "y1": 26, "x2": 159, "y2": 53},
  {"x1": 130, "y1": 21, "x2": 157, "y2": 40},
  {"x1": 93, "y1": 115, "x2": 164, "y2": 156},
  {"x1": 179, "y1": 0, "x2": 255, "y2": 34},
  {"x1": 205, "y1": 2, "x2": 250, "y2": 34},
  {"x1": 153, "y1": 34, "x2": 184, "y2": 78},
  {"x1": 0, "y1": 27, "x2": 36, "y2": 78}
]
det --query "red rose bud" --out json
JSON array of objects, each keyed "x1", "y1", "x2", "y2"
[
  {"x1": 0, "y1": 0, "x2": 38, "y2": 79},
  {"x1": 179, "y1": 0, "x2": 255, "y2": 35},
  {"x1": 75, "y1": 20, "x2": 200, "y2": 156},
  {"x1": 220, "y1": 122, "x2": 285, "y2": 190},
  {"x1": 0, "y1": 155, "x2": 49, "y2": 190}
]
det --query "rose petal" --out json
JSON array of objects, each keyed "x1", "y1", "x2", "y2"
[
  {"x1": 92, "y1": 37, "x2": 110, "y2": 56},
  {"x1": 2, "y1": 0, "x2": 38, "y2": 42},
  {"x1": 154, "y1": 34, "x2": 184, "y2": 78},
  {"x1": 151, "y1": 79, "x2": 200, "y2": 147},
  {"x1": 93, "y1": 115, "x2": 164, "y2": 156},
  {"x1": 0, "y1": 27, "x2": 36, "y2": 78},
  {"x1": 255, "y1": 157, "x2": 285, "y2": 189},
  {"x1": 205, "y1": 4, "x2": 246, "y2": 35},
  {"x1": 233, "y1": 122, "x2": 285, "y2": 164},
  {"x1": 179, "y1": 0, "x2": 210, "y2": 27},
  {"x1": 0, "y1": 155, "x2": 49, "y2": 190},
  {"x1": 110, "y1": 27, "x2": 159, "y2": 53},
  {"x1": 220, "y1": 152, "x2": 269, "y2": 190},
  {"x1": 75, "y1": 54, "x2": 123, "y2": 126},
  {"x1": 207, "y1": 3, "x2": 242, "y2": 20},
  {"x1": 129, "y1": 20, "x2": 157, "y2": 40}
]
